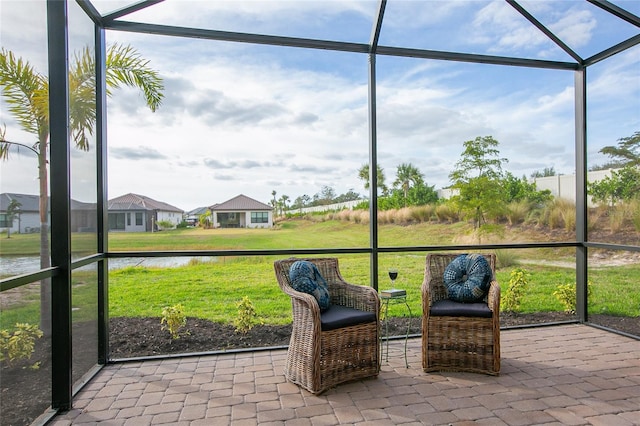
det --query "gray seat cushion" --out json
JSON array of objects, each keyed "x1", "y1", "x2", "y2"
[
  {"x1": 321, "y1": 305, "x2": 376, "y2": 331},
  {"x1": 430, "y1": 299, "x2": 492, "y2": 318}
]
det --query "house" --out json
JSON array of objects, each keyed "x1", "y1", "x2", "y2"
[
  {"x1": 108, "y1": 193, "x2": 183, "y2": 232},
  {"x1": 0, "y1": 193, "x2": 96, "y2": 234},
  {"x1": 0, "y1": 193, "x2": 44, "y2": 234},
  {"x1": 184, "y1": 206, "x2": 210, "y2": 227},
  {"x1": 210, "y1": 194, "x2": 273, "y2": 229}
]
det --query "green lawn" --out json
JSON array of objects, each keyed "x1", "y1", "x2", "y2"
[{"x1": 1, "y1": 220, "x2": 638, "y2": 330}]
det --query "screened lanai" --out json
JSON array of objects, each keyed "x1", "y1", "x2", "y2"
[{"x1": 0, "y1": 0, "x2": 639, "y2": 424}]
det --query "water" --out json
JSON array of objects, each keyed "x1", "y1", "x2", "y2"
[{"x1": 0, "y1": 256, "x2": 219, "y2": 276}]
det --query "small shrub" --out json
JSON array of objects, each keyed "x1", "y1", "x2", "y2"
[
  {"x1": 234, "y1": 296, "x2": 263, "y2": 334},
  {"x1": 630, "y1": 199, "x2": 640, "y2": 232},
  {"x1": 505, "y1": 201, "x2": 530, "y2": 225},
  {"x1": 495, "y1": 249, "x2": 519, "y2": 268},
  {"x1": 156, "y1": 220, "x2": 174, "y2": 230},
  {"x1": 0, "y1": 323, "x2": 43, "y2": 368},
  {"x1": 161, "y1": 304, "x2": 188, "y2": 339},
  {"x1": 411, "y1": 204, "x2": 435, "y2": 223},
  {"x1": 608, "y1": 207, "x2": 625, "y2": 233},
  {"x1": 553, "y1": 281, "x2": 592, "y2": 314},
  {"x1": 502, "y1": 268, "x2": 529, "y2": 312},
  {"x1": 396, "y1": 207, "x2": 413, "y2": 224},
  {"x1": 435, "y1": 203, "x2": 459, "y2": 223}
]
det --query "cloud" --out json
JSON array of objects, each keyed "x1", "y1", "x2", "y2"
[{"x1": 110, "y1": 146, "x2": 168, "y2": 160}]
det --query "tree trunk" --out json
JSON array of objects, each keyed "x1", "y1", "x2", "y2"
[{"x1": 38, "y1": 149, "x2": 51, "y2": 337}]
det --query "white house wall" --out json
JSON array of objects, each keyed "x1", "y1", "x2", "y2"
[
  {"x1": 157, "y1": 211, "x2": 182, "y2": 228},
  {"x1": 0, "y1": 212, "x2": 42, "y2": 234},
  {"x1": 124, "y1": 212, "x2": 146, "y2": 232}
]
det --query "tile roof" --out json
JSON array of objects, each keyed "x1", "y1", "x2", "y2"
[
  {"x1": 108, "y1": 193, "x2": 183, "y2": 212},
  {"x1": 1, "y1": 193, "x2": 95, "y2": 211},
  {"x1": 210, "y1": 194, "x2": 272, "y2": 211}
]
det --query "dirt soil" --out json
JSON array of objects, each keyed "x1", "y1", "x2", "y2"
[{"x1": 2, "y1": 313, "x2": 638, "y2": 426}]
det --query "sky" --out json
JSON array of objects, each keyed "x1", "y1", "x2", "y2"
[{"x1": 1, "y1": 0, "x2": 639, "y2": 212}]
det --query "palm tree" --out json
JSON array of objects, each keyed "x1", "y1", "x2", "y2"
[
  {"x1": 357, "y1": 163, "x2": 388, "y2": 196},
  {"x1": 279, "y1": 194, "x2": 290, "y2": 214},
  {"x1": 393, "y1": 163, "x2": 424, "y2": 206},
  {"x1": 4, "y1": 198, "x2": 22, "y2": 238},
  {"x1": 0, "y1": 44, "x2": 164, "y2": 334}
]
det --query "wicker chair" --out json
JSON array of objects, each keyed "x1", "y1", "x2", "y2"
[
  {"x1": 421, "y1": 253, "x2": 501, "y2": 375},
  {"x1": 274, "y1": 257, "x2": 380, "y2": 394}
]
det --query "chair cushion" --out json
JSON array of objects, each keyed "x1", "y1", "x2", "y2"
[
  {"x1": 430, "y1": 299, "x2": 493, "y2": 318},
  {"x1": 289, "y1": 260, "x2": 330, "y2": 311},
  {"x1": 320, "y1": 305, "x2": 377, "y2": 331},
  {"x1": 443, "y1": 254, "x2": 493, "y2": 302}
]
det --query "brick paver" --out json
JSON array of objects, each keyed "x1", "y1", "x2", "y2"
[{"x1": 48, "y1": 325, "x2": 640, "y2": 425}]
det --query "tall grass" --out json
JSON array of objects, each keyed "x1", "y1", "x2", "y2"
[{"x1": 505, "y1": 200, "x2": 530, "y2": 225}]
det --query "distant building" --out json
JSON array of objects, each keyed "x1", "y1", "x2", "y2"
[
  {"x1": 108, "y1": 193, "x2": 183, "y2": 232},
  {"x1": 0, "y1": 193, "x2": 96, "y2": 234},
  {"x1": 184, "y1": 206, "x2": 210, "y2": 227},
  {"x1": 210, "y1": 194, "x2": 273, "y2": 229}
]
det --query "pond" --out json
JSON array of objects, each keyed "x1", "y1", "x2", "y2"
[{"x1": 0, "y1": 255, "x2": 219, "y2": 277}]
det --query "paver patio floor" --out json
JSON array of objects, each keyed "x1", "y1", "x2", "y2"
[{"x1": 49, "y1": 324, "x2": 640, "y2": 425}]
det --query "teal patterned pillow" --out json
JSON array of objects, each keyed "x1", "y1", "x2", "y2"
[
  {"x1": 289, "y1": 261, "x2": 331, "y2": 312},
  {"x1": 443, "y1": 254, "x2": 492, "y2": 302}
]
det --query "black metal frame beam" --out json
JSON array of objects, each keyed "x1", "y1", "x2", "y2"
[
  {"x1": 48, "y1": 0, "x2": 72, "y2": 411},
  {"x1": 105, "y1": 20, "x2": 580, "y2": 70},
  {"x1": 588, "y1": 0, "x2": 640, "y2": 27},
  {"x1": 575, "y1": 69, "x2": 588, "y2": 322},
  {"x1": 102, "y1": 0, "x2": 164, "y2": 22},
  {"x1": 507, "y1": 0, "x2": 583, "y2": 64},
  {"x1": 95, "y1": 23, "x2": 110, "y2": 366}
]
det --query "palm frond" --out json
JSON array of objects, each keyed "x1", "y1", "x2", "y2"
[
  {"x1": 0, "y1": 48, "x2": 49, "y2": 137},
  {"x1": 106, "y1": 43, "x2": 164, "y2": 111}
]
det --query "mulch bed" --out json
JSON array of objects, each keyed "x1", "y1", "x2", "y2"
[{"x1": 2, "y1": 313, "x2": 638, "y2": 426}]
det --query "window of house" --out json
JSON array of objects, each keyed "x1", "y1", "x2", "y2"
[
  {"x1": 251, "y1": 212, "x2": 268, "y2": 223},
  {"x1": 127, "y1": 213, "x2": 131, "y2": 226},
  {"x1": 0, "y1": 213, "x2": 9, "y2": 228},
  {"x1": 135, "y1": 212, "x2": 143, "y2": 226},
  {"x1": 108, "y1": 213, "x2": 125, "y2": 230}
]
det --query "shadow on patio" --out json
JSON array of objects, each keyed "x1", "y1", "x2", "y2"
[{"x1": 49, "y1": 324, "x2": 640, "y2": 425}]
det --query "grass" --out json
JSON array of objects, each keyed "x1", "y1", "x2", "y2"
[{"x1": 1, "y1": 219, "x2": 639, "y2": 330}]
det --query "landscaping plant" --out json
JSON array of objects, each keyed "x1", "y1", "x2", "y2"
[
  {"x1": 234, "y1": 296, "x2": 262, "y2": 334},
  {"x1": 161, "y1": 303, "x2": 188, "y2": 339},
  {"x1": 554, "y1": 281, "x2": 593, "y2": 314},
  {"x1": 0, "y1": 323, "x2": 43, "y2": 369},
  {"x1": 502, "y1": 268, "x2": 530, "y2": 312}
]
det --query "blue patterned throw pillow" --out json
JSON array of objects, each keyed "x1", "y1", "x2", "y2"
[
  {"x1": 288, "y1": 261, "x2": 331, "y2": 312},
  {"x1": 443, "y1": 254, "x2": 493, "y2": 302}
]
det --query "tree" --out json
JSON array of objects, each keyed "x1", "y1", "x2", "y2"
[
  {"x1": 503, "y1": 172, "x2": 552, "y2": 205},
  {"x1": 530, "y1": 167, "x2": 556, "y2": 178},
  {"x1": 315, "y1": 185, "x2": 336, "y2": 205},
  {"x1": 599, "y1": 131, "x2": 640, "y2": 168},
  {"x1": 449, "y1": 136, "x2": 508, "y2": 229},
  {"x1": 0, "y1": 44, "x2": 164, "y2": 334},
  {"x1": 357, "y1": 163, "x2": 388, "y2": 196},
  {"x1": 588, "y1": 165, "x2": 640, "y2": 207},
  {"x1": 4, "y1": 198, "x2": 22, "y2": 238},
  {"x1": 393, "y1": 163, "x2": 424, "y2": 206},
  {"x1": 279, "y1": 194, "x2": 289, "y2": 215}
]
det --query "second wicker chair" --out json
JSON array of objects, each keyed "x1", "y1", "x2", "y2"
[{"x1": 421, "y1": 253, "x2": 501, "y2": 375}]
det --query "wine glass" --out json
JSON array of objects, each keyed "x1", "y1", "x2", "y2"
[{"x1": 388, "y1": 268, "x2": 398, "y2": 286}]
